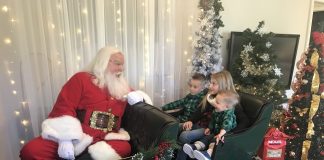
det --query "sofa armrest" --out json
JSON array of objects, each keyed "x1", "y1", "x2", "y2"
[
  {"x1": 122, "y1": 102, "x2": 179, "y2": 155},
  {"x1": 164, "y1": 108, "x2": 184, "y2": 117}
]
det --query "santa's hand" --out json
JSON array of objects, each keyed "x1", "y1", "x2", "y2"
[
  {"x1": 58, "y1": 140, "x2": 75, "y2": 160},
  {"x1": 127, "y1": 91, "x2": 144, "y2": 105}
]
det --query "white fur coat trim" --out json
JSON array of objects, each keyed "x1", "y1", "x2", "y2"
[
  {"x1": 88, "y1": 141, "x2": 121, "y2": 160},
  {"x1": 41, "y1": 115, "x2": 83, "y2": 141},
  {"x1": 136, "y1": 90, "x2": 153, "y2": 105},
  {"x1": 74, "y1": 133, "x2": 93, "y2": 156},
  {"x1": 104, "y1": 128, "x2": 130, "y2": 141}
]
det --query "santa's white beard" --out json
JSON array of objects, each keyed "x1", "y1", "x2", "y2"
[{"x1": 105, "y1": 72, "x2": 130, "y2": 100}]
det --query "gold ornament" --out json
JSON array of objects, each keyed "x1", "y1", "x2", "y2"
[
  {"x1": 296, "y1": 107, "x2": 308, "y2": 117},
  {"x1": 311, "y1": 70, "x2": 319, "y2": 94},
  {"x1": 310, "y1": 50, "x2": 319, "y2": 68}
]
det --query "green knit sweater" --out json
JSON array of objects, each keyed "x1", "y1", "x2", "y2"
[{"x1": 162, "y1": 89, "x2": 207, "y2": 122}]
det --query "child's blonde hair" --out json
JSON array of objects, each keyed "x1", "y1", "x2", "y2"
[
  {"x1": 200, "y1": 70, "x2": 236, "y2": 110},
  {"x1": 216, "y1": 90, "x2": 240, "y2": 109}
]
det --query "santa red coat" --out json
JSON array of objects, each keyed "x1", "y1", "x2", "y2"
[{"x1": 20, "y1": 72, "x2": 131, "y2": 160}]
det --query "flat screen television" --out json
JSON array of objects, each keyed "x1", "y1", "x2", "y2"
[{"x1": 227, "y1": 32, "x2": 300, "y2": 89}]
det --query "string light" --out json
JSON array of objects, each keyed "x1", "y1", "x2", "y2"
[
  {"x1": 142, "y1": 2, "x2": 145, "y2": 6},
  {"x1": 187, "y1": 58, "x2": 191, "y2": 62},
  {"x1": 184, "y1": 51, "x2": 188, "y2": 55},
  {"x1": 2, "y1": 6, "x2": 8, "y2": 12},
  {"x1": 51, "y1": 23, "x2": 55, "y2": 29},
  {"x1": 4, "y1": 38, "x2": 12, "y2": 44},
  {"x1": 76, "y1": 28, "x2": 82, "y2": 34},
  {"x1": 21, "y1": 120, "x2": 29, "y2": 126},
  {"x1": 76, "y1": 55, "x2": 81, "y2": 61},
  {"x1": 10, "y1": 18, "x2": 16, "y2": 23},
  {"x1": 14, "y1": 111, "x2": 20, "y2": 116},
  {"x1": 60, "y1": 32, "x2": 65, "y2": 37},
  {"x1": 10, "y1": 80, "x2": 15, "y2": 84},
  {"x1": 187, "y1": 21, "x2": 192, "y2": 26},
  {"x1": 139, "y1": 80, "x2": 145, "y2": 88},
  {"x1": 166, "y1": 8, "x2": 170, "y2": 13},
  {"x1": 12, "y1": 90, "x2": 17, "y2": 95},
  {"x1": 116, "y1": 10, "x2": 121, "y2": 15},
  {"x1": 188, "y1": 36, "x2": 193, "y2": 41},
  {"x1": 20, "y1": 140, "x2": 25, "y2": 144},
  {"x1": 116, "y1": 18, "x2": 121, "y2": 23},
  {"x1": 21, "y1": 101, "x2": 27, "y2": 107},
  {"x1": 82, "y1": 8, "x2": 88, "y2": 15}
]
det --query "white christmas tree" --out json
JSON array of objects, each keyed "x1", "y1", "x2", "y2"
[{"x1": 192, "y1": 0, "x2": 224, "y2": 77}]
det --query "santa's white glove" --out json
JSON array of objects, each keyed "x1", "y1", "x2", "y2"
[
  {"x1": 58, "y1": 140, "x2": 75, "y2": 160},
  {"x1": 127, "y1": 91, "x2": 144, "y2": 105}
]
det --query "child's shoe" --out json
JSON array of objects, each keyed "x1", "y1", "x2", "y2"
[
  {"x1": 182, "y1": 143, "x2": 196, "y2": 158},
  {"x1": 193, "y1": 150, "x2": 211, "y2": 160}
]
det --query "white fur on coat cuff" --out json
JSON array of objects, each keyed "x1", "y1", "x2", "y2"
[
  {"x1": 74, "y1": 133, "x2": 93, "y2": 156},
  {"x1": 135, "y1": 90, "x2": 153, "y2": 105},
  {"x1": 41, "y1": 115, "x2": 83, "y2": 141},
  {"x1": 104, "y1": 128, "x2": 130, "y2": 141},
  {"x1": 88, "y1": 141, "x2": 121, "y2": 160}
]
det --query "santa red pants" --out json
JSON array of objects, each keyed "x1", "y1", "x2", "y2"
[{"x1": 20, "y1": 136, "x2": 131, "y2": 160}]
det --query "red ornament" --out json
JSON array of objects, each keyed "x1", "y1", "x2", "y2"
[
  {"x1": 319, "y1": 84, "x2": 324, "y2": 93},
  {"x1": 304, "y1": 65, "x2": 315, "y2": 72},
  {"x1": 312, "y1": 32, "x2": 324, "y2": 45},
  {"x1": 320, "y1": 151, "x2": 324, "y2": 156},
  {"x1": 291, "y1": 123, "x2": 298, "y2": 130}
]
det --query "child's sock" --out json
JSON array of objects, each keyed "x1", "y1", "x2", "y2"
[{"x1": 207, "y1": 142, "x2": 215, "y2": 155}]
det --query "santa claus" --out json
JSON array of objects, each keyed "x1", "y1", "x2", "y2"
[{"x1": 20, "y1": 46, "x2": 148, "y2": 160}]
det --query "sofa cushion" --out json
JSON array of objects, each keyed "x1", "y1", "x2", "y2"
[{"x1": 232, "y1": 104, "x2": 250, "y2": 133}]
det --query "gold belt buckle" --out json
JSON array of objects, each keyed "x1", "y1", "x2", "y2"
[{"x1": 89, "y1": 109, "x2": 118, "y2": 132}]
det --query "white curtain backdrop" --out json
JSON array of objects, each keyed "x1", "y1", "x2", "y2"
[{"x1": 0, "y1": 0, "x2": 200, "y2": 159}]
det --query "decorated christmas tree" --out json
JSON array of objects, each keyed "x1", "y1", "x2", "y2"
[
  {"x1": 231, "y1": 21, "x2": 287, "y2": 128},
  {"x1": 283, "y1": 31, "x2": 324, "y2": 160},
  {"x1": 191, "y1": 0, "x2": 224, "y2": 77},
  {"x1": 232, "y1": 21, "x2": 286, "y2": 103}
]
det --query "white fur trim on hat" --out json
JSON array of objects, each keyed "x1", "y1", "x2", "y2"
[
  {"x1": 73, "y1": 133, "x2": 93, "y2": 156},
  {"x1": 136, "y1": 90, "x2": 153, "y2": 105},
  {"x1": 41, "y1": 115, "x2": 83, "y2": 141},
  {"x1": 88, "y1": 141, "x2": 121, "y2": 160},
  {"x1": 104, "y1": 128, "x2": 130, "y2": 141}
]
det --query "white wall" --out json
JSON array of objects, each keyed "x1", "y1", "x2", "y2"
[{"x1": 217, "y1": 0, "x2": 313, "y2": 87}]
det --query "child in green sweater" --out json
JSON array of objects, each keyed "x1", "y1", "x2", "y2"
[
  {"x1": 183, "y1": 90, "x2": 239, "y2": 160},
  {"x1": 162, "y1": 73, "x2": 207, "y2": 123}
]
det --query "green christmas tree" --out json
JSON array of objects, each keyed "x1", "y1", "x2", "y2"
[
  {"x1": 232, "y1": 21, "x2": 287, "y2": 128},
  {"x1": 283, "y1": 31, "x2": 324, "y2": 160},
  {"x1": 191, "y1": 0, "x2": 224, "y2": 77},
  {"x1": 233, "y1": 21, "x2": 286, "y2": 103}
]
